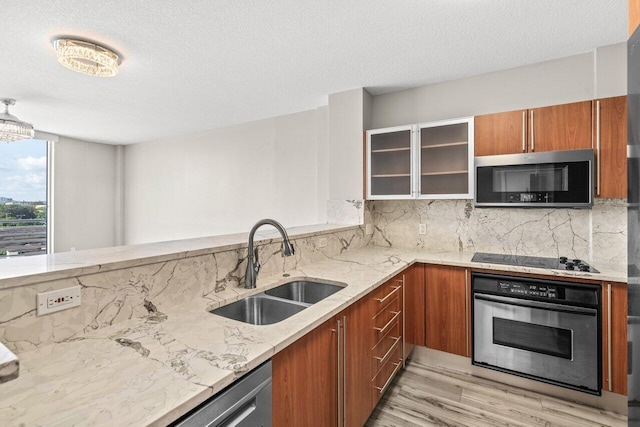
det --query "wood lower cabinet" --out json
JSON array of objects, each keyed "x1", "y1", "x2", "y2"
[
  {"x1": 273, "y1": 274, "x2": 405, "y2": 427},
  {"x1": 370, "y1": 273, "x2": 404, "y2": 409},
  {"x1": 272, "y1": 316, "x2": 338, "y2": 427},
  {"x1": 425, "y1": 264, "x2": 469, "y2": 357},
  {"x1": 595, "y1": 96, "x2": 627, "y2": 198},
  {"x1": 343, "y1": 295, "x2": 375, "y2": 427},
  {"x1": 404, "y1": 263, "x2": 426, "y2": 351},
  {"x1": 602, "y1": 281, "x2": 628, "y2": 395},
  {"x1": 474, "y1": 110, "x2": 527, "y2": 156}
]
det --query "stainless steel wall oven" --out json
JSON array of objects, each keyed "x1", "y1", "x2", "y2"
[{"x1": 472, "y1": 272, "x2": 601, "y2": 394}]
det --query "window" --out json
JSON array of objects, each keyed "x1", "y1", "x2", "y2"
[{"x1": 0, "y1": 139, "x2": 48, "y2": 257}]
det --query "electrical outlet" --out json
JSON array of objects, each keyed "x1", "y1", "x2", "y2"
[
  {"x1": 318, "y1": 237, "x2": 328, "y2": 248},
  {"x1": 419, "y1": 224, "x2": 427, "y2": 235},
  {"x1": 36, "y1": 286, "x2": 81, "y2": 316},
  {"x1": 365, "y1": 224, "x2": 373, "y2": 235}
]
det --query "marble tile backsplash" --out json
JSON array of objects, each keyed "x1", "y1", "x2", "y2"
[
  {"x1": 0, "y1": 226, "x2": 369, "y2": 353},
  {"x1": 367, "y1": 198, "x2": 627, "y2": 265},
  {"x1": 327, "y1": 199, "x2": 365, "y2": 225}
]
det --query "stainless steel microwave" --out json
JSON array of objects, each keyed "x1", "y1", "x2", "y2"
[{"x1": 474, "y1": 149, "x2": 594, "y2": 208}]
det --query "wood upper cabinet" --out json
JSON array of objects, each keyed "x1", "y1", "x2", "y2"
[
  {"x1": 529, "y1": 101, "x2": 593, "y2": 152},
  {"x1": 474, "y1": 110, "x2": 527, "y2": 156},
  {"x1": 425, "y1": 264, "x2": 470, "y2": 357},
  {"x1": 631, "y1": 0, "x2": 640, "y2": 36},
  {"x1": 404, "y1": 263, "x2": 426, "y2": 350},
  {"x1": 595, "y1": 96, "x2": 627, "y2": 198},
  {"x1": 272, "y1": 316, "x2": 338, "y2": 427},
  {"x1": 602, "y1": 281, "x2": 628, "y2": 396},
  {"x1": 475, "y1": 101, "x2": 593, "y2": 156}
]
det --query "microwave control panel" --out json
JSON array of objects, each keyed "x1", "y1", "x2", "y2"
[{"x1": 507, "y1": 193, "x2": 551, "y2": 203}]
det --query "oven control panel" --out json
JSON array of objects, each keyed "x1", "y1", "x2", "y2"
[{"x1": 498, "y1": 281, "x2": 558, "y2": 299}]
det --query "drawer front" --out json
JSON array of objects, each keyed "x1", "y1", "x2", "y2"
[
  {"x1": 372, "y1": 319, "x2": 402, "y2": 376},
  {"x1": 371, "y1": 344, "x2": 403, "y2": 404},
  {"x1": 372, "y1": 279, "x2": 403, "y2": 315},
  {"x1": 373, "y1": 294, "x2": 401, "y2": 345}
]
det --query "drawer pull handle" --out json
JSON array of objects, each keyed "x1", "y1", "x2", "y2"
[
  {"x1": 375, "y1": 336, "x2": 401, "y2": 363},
  {"x1": 375, "y1": 361, "x2": 402, "y2": 395},
  {"x1": 375, "y1": 286, "x2": 401, "y2": 304},
  {"x1": 374, "y1": 311, "x2": 401, "y2": 333}
]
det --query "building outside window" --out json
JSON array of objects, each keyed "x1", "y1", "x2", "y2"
[{"x1": 0, "y1": 139, "x2": 48, "y2": 257}]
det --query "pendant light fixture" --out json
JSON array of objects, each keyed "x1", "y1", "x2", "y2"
[
  {"x1": 54, "y1": 38, "x2": 120, "y2": 77},
  {"x1": 0, "y1": 99, "x2": 34, "y2": 142}
]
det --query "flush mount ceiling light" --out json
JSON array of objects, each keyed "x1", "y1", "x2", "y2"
[
  {"x1": 53, "y1": 38, "x2": 120, "y2": 77},
  {"x1": 0, "y1": 99, "x2": 34, "y2": 142}
]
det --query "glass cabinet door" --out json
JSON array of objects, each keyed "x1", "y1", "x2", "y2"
[
  {"x1": 367, "y1": 126, "x2": 413, "y2": 198},
  {"x1": 418, "y1": 118, "x2": 473, "y2": 198}
]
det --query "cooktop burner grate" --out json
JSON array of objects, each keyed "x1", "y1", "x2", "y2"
[{"x1": 471, "y1": 252, "x2": 599, "y2": 273}]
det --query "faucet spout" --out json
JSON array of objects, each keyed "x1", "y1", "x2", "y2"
[{"x1": 244, "y1": 219, "x2": 295, "y2": 289}]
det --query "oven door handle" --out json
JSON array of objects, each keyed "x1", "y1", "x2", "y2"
[{"x1": 474, "y1": 293, "x2": 597, "y2": 316}]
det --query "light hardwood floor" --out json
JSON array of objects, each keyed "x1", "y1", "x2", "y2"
[{"x1": 366, "y1": 359, "x2": 627, "y2": 427}]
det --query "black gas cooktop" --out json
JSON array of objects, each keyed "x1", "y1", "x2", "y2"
[{"x1": 471, "y1": 252, "x2": 599, "y2": 273}]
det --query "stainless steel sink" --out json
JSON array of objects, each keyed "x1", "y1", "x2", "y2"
[
  {"x1": 210, "y1": 295, "x2": 307, "y2": 325},
  {"x1": 264, "y1": 280, "x2": 344, "y2": 304},
  {"x1": 210, "y1": 279, "x2": 346, "y2": 325}
]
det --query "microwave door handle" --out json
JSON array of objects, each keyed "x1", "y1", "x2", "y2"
[{"x1": 474, "y1": 293, "x2": 596, "y2": 316}]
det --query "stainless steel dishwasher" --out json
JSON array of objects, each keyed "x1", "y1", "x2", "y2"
[{"x1": 172, "y1": 360, "x2": 272, "y2": 427}]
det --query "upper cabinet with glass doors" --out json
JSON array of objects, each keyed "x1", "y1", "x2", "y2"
[{"x1": 366, "y1": 117, "x2": 474, "y2": 200}]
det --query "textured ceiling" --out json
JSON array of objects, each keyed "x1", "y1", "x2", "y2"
[{"x1": 1, "y1": 0, "x2": 627, "y2": 145}]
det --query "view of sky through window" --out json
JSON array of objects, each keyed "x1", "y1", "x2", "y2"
[{"x1": 0, "y1": 139, "x2": 47, "y2": 203}]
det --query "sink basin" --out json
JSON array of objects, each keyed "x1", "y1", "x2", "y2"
[
  {"x1": 265, "y1": 280, "x2": 344, "y2": 304},
  {"x1": 210, "y1": 295, "x2": 307, "y2": 325}
]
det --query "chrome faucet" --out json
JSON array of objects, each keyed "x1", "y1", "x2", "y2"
[{"x1": 245, "y1": 219, "x2": 295, "y2": 289}]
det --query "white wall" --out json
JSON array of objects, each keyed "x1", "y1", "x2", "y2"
[
  {"x1": 371, "y1": 43, "x2": 626, "y2": 129},
  {"x1": 53, "y1": 137, "x2": 118, "y2": 252},
  {"x1": 124, "y1": 109, "x2": 324, "y2": 245},
  {"x1": 328, "y1": 88, "x2": 369, "y2": 200}
]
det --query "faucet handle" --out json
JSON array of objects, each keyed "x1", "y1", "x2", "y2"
[
  {"x1": 282, "y1": 240, "x2": 295, "y2": 256},
  {"x1": 253, "y1": 247, "x2": 261, "y2": 273}
]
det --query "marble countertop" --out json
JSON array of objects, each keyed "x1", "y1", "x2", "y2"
[
  {"x1": 0, "y1": 223, "x2": 358, "y2": 290},
  {"x1": 0, "y1": 247, "x2": 626, "y2": 426}
]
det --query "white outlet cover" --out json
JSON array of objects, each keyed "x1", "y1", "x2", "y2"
[
  {"x1": 36, "y1": 286, "x2": 81, "y2": 316},
  {"x1": 419, "y1": 224, "x2": 427, "y2": 235},
  {"x1": 318, "y1": 237, "x2": 328, "y2": 248}
]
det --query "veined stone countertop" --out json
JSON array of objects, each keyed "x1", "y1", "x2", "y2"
[
  {"x1": 0, "y1": 223, "x2": 358, "y2": 290},
  {"x1": 0, "y1": 247, "x2": 626, "y2": 426}
]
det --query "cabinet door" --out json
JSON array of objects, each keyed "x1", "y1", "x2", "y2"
[
  {"x1": 344, "y1": 296, "x2": 375, "y2": 427},
  {"x1": 530, "y1": 101, "x2": 593, "y2": 152},
  {"x1": 596, "y1": 96, "x2": 627, "y2": 198},
  {"x1": 367, "y1": 126, "x2": 413, "y2": 199},
  {"x1": 425, "y1": 264, "x2": 469, "y2": 357},
  {"x1": 404, "y1": 263, "x2": 426, "y2": 349},
  {"x1": 475, "y1": 110, "x2": 527, "y2": 156},
  {"x1": 631, "y1": 0, "x2": 640, "y2": 37},
  {"x1": 272, "y1": 317, "x2": 338, "y2": 427},
  {"x1": 418, "y1": 118, "x2": 473, "y2": 198},
  {"x1": 602, "y1": 282, "x2": 628, "y2": 395}
]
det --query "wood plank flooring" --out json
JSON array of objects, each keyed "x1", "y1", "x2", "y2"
[{"x1": 366, "y1": 359, "x2": 627, "y2": 427}]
